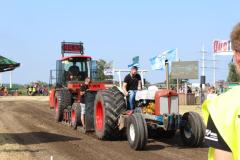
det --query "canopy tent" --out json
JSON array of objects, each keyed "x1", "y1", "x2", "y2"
[{"x1": 0, "y1": 55, "x2": 20, "y2": 72}]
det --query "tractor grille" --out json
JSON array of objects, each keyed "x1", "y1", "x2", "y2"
[{"x1": 159, "y1": 96, "x2": 179, "y2": 114}]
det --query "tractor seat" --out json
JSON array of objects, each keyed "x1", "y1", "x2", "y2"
[{"x1": 135, "y1": 85, "x2": 159, "y2": 101}]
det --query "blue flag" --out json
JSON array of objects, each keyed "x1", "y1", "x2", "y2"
[
  {"x1": 128, "y1": 56, "x2": 139, "y2": 68},
  {"x1": 150, "y1": 55, "x2": 166, "y2": 70},
  {"x1": 162, "y1": 49, "x2": 177, "y2": 61},
  {"x1": 150, "y1": 49, "x2": 177, "y2": 70}
]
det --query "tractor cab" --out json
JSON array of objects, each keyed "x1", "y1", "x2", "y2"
[
  {"x1": 56, "y1": 55, "x2": 92, "y2": 87},
  {"x1": 52, "y1": 42, "x2": 97, "y2": 88}
]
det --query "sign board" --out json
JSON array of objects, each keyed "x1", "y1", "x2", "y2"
[
  {"x1": 104, "y1": 68, "x2": 114, "y2": 76},
  {"x1": 104, "y1": 61, "x2": 114, "y2": 76},
  {"x1": 171, "y1": 61, "x2": 198, "y2": 79},
  {"x1": 213, "y1": 40, "x2": 233, "y2": 55},
  {"x1": 61, "y1": 42, "x2": 84, "y2": 55}
]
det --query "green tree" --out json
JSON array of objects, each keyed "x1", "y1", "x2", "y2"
[
  {"x1": 227, "y1": 63, "x2": 240, "y2": 82},
  {"x1": 96, "y1": 59, "x2": 106, "y2": 81},
  {"x1": 96, "y1": 59, "x2": 113, "y2": 81}
]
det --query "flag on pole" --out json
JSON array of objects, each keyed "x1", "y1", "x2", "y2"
[
  {"x1": 162, "y1": 49, "x2": 177, "y2": 61},
  {"x1": 150, "y1": 49, "x2": 177, "y2": 70},
  {"x1": 150, "y1": 55, "x2": 166, "y2": 70},
  {"x1": 128, "y1": 56, "x2": 139, "y2": 68}
]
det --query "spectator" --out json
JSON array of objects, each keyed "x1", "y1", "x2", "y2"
[
  {"x1": 27, "y1": 86, "x2": 32, "y2": 96},
  {"x1": 207, "y1": 86, "x2": 217, "y2": 100},
  {"x1": 202, "y1": 23, "x2": 240, "y2": 160},
  {"x1": 187, "y1": 86, "x2": 192, "y2": 93},
  {"x1": 3, "y1": 87, "x2": 8, "y2": 96},
  {"x1": 80, "y1": 77, "x2": 90, "y2": 128}
]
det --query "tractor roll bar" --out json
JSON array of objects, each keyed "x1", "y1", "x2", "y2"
[{"x1": 114, "y1": 69, "x2": 148, "y2": 89}]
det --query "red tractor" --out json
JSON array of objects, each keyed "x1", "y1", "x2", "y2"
[
  {"x1": 49, "y1": 42, "x2": 111, "y2": 132},
  {"x1": 49, "y1": 42, "x2": 205, "y2": 150}
]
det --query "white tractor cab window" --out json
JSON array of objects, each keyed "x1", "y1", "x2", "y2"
[{"x1": 62, "y1": 57, "x2": 91, "y2": 82}]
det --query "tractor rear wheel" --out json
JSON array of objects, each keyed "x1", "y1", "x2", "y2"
[
  {"x1": 94, "y1": 87, "x2": 127, "y2": 140},
  {"x1": 55, "y1": 89, "x2": 72, "y2": 122},
  {"x1": 180, "y1": 111, "x2": 205, "y2": 147},
  {"x1": 126, "y1": 113, "x2": 148, "y2": 150},
  {"x1": 71, "y1": 103, "x2": 81, "y2": 129}
]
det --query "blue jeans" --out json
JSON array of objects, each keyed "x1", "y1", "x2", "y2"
[{"x1": 128, "y1": 90, "x2": 137, "y2": 110}]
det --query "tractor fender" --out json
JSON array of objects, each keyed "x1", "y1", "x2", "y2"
[{"x1": 49, "y1": 88, "x2": 55, "y2": 109}]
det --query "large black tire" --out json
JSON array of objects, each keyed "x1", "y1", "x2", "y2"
[
  {"x1": 55, "y1": 89, "x2": 72, "y2": 122},
  {"x1": 71, "y1": 103, "x2": 81, "y2": 129},
  {"x1": 94, "y1": 87, "x2": 127, "y2": 140},
  {"x1": 126, "y1": 113, "x2": 148, "y2": 150},
  {"x1": 191, "y1": 112, "x2": 206, "y2": 145},
  {"x1": 180, "y1": 111, "x2": 205, "y2": 147},
  {"x1": 84, "y1": 91, "x2": 97, "y2": 132}
]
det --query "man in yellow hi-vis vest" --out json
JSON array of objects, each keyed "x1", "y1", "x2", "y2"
[{"x1": 202, "y1": 23, "x2": 240, "y2": 160}]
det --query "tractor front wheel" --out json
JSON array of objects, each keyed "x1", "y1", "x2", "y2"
[
  {"x1": 180, "y1": 112, "x2": 205, "y2": 147},
  {"x1": 126, "y1": 113, "x2": 148, "y2": 150}
]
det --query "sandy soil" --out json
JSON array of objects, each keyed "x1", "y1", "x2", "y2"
[{"x1": 0, "y1": 96, "x2": 207, "y2": 160}]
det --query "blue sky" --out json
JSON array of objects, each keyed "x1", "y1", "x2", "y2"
[{"x1": 0, "y1": 0, "x2": 239, "y2": 84}]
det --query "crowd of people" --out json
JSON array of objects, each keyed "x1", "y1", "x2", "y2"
[{"x1": 27, "y1": 84, "x2": 48, "y2": 96}]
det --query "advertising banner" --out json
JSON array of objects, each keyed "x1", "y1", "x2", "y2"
[
  {"x1": 171, "y1": 61, "x2": 199, "y2": 79},
  {"x1": 213, "y1": 40, "x2": 233, "y2": 55}
]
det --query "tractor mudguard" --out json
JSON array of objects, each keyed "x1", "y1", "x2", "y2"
[{"x1": 49, "y1": 88, "x2": 55, "y2": 109}]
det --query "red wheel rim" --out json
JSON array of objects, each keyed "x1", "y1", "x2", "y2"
[
  {"x1": 55, "y1": 98, "x2": 59, "y2": 113},
  {"x1": 96, "y1": 101, "x2": 103, "y2": 131},
  {"x1": 72, "y1": 109, "x2": 76, "y2": 123}
]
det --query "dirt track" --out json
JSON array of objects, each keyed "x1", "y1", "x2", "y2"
[{"x1": 0, "y1": 96, "x2": 207, "y2": 160}]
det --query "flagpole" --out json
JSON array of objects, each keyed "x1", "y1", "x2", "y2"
[
  {"x1": 176, "y1": 48, "x2": 179, "y2": 93},
  {"x1": 0, "y1": 73, "x2": 2, "y2": 86},
  {"x1": 112, "y1": 61, "x2": 115, "y2": 84},
  {"x1": 200, "y1": 44, "x2": 206, "y2": 105},
  {"x1": 165, "y1": 60, "x2": 169, "y2": 90},
  {"x1": 10, "y1": 71, "x2": 12, "y2": 89},
  {"x1": 213, "y1": 54, "x2": 216, "y2": 86},
  {"x1": 140, "y1": 71, "x2": 144, "y2": 88},
  {"x1": 176, "y1": 48, "x2": 179, "y2": 61},
  {"x1": 202, "y1": 44, "x2": 205, "y2": 76},
  {"x1": 118, "y1": 70, "x2": 122, "y2": 88}
]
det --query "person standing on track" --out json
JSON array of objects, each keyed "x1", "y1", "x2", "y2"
[
  {"x1": 122, "y1": 66, "x2": 142, "y2": 110},
  {"x1": 202, "y1": 23, "x2": 240, "y2": 160},
  {"x1": 80, "y1": 77, "x2": 90, "y2": 128}
]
